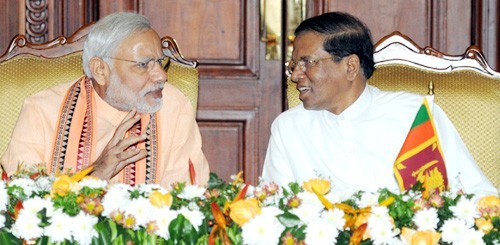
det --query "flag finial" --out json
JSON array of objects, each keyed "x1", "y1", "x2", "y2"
[{"x1": 428, "y1": 81, "x2": 434, "y2": 95}]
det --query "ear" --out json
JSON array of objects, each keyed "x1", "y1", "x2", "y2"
[
  {"x1": 345, "y1": 54, "x2": 361, "y2": 81},
  {"x1": 89, "y1": 57, "x2": 110, "y2": 86}
]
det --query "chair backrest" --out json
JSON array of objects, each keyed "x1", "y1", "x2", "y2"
[
  {"x1": 0, "y1": 24, "x2": 200, "y2": 156},
  {"x1": 286, "y1": 32, "x2": 499, "y2": 187}
]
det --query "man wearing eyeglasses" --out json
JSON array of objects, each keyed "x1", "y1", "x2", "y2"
[
  {"x1": 262, "y1": 12, "x2": 496, "y2": 197},
  {"x1": 1, "y1": 12, "x2": 210, "y2": 187}
]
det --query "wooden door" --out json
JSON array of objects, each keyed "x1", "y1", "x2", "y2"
[{"x1": 137, "y1": 0, "x2": 284, "y2": 184}]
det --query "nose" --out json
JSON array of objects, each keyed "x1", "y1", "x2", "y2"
[
  {"x1": 151, "y1": 61, "x2": 168, "y2": 83},
  {"x1": 290, "y1": 66, "x2": 304, "y2": 83}
]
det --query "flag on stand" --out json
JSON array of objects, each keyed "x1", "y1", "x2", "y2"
[{"x1": 394, "y1": 98, "x2": 448, "y2": 193}]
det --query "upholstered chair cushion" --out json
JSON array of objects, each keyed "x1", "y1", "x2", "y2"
[
  {"x1": 167, "y1": 61, "x2": 199, "y2": 112},
  {"x1": 368, "y1": 65, "x2": 499, "y2": 187},
  {"x1": 0, "y1": 53, "x2": 83, "y2": 156}
]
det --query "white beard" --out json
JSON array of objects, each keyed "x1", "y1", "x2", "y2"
[{"x1": 105, "y1": 73, "x2": 163, "y2": 114}]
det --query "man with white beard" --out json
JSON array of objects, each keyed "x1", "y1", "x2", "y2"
[{"x1": 1, "y1": 12, "x2": 209, "y2": 187}]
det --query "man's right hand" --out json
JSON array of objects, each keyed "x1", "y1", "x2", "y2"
[{"x1": 91, "y1": 109, "x2": 148, "y2": 181}]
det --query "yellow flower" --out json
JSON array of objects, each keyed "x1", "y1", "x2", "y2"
[
  {"x1": 229, "y1": 198, "x2": 261, "y2": 226},
  {"x1": 303, "y1": 179, "x2": 331, "y2": 195},
  {"x1": 149, "y1": 191, "x2": 173, "y2": 208},
  {"x1": 51, "y1": 175, "x2": 75, "y2": 197},
  {"x1": 477, "y1": 195, "x2": 500, "y2": 217},
  {"x1": 401, "y1": 227, "x2": 441, "y2": 245},
  {"x1": 475, "y1": 217, "x2": 494, "y2": 234}
]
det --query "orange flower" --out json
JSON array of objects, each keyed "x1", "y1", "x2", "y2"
[
  {"x1": 149, "y1": 191, "x2": 173, "y2": 208},
  {"x1": 477, "y1": 195, "x2": 500, "y2": 218},
  {"x1": 401, "y1": 227, "x2": 440, "y2": 245},
  {"x1": 353, "y1": 212, "x2": 370, "y2": 229},
  {"x1": 229, "y1": 198, "x2": 261, "y2": 226},
  {"x1": 303, "y1": 179, "x2": 331, "y2": 195},
  {"x1": 475, "y1": 217, "x2": 494, "y2": 234}
]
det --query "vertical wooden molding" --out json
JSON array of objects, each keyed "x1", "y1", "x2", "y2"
[
  {"x1": 471, "y1": 0, "x2": 483, "y2": 47},
  {"x1": 497, "y1": 0, "x2": 500, "y2": 70},
  {"x1": 18, "y1": 0, "x2": 26, "y2": 35},
  {"x1": 431, "y1": 0, "x2": 447, "y2": 51},
  {"x1": 25, "y1": 0, "x2": 49, "y2": 43}
]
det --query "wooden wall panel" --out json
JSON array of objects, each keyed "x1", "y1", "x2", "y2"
[
  {"x1": 0, "y1": 0, "x2": 20, "y2": 56},
  {"x1": 142, "y1": 0, "x2": 279, "y2": 184},
  {"x1": 324, "y1": 0, "x2": 432, "y2": 47},
  {"x1": 313, "y1": 0, "x2": 498, "y2": 70}
]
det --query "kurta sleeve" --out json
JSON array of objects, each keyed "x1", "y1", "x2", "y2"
[
  {"x1": 262, "y1": 119, "x2": 295, "y2": 187},
  {"x1": 159, "y1": 96, "x2": 209, "y2": 186}
]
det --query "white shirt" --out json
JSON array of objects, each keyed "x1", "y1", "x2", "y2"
[{"x1": 262, "y1": 85, "x2": 496, "y2": 197}]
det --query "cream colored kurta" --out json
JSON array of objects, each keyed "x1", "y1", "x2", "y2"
[{"x1": 1, "y1": 78, "x2": 209, "y2": 187}]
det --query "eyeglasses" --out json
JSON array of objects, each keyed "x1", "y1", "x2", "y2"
[
  {"x1": 103, "y1": 56, "x2": 169, "y2": 72},
  {"x1": 285, "y1": 56, "x2": 333, "y2": 76}
]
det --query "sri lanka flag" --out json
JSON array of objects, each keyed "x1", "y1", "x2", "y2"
[{"x1": 394, "y1": 97, "x2": 448, "y2": 193}]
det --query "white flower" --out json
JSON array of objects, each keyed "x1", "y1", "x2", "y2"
[
  {"x1": 441, "y1": 218, "x2": 469, "y2": 243},
  {"x1": 297, "y1": 191, "x2": 323, "y2": 208},
  {"x1": 367, "y1": 206, "x2": 396, "y2": 243},
  {"x1": 369, "y1": 224, "x2": 399, "y2": 245},
  {"x1": 123, "y1": 197, "x2": 154, "y2": 229},
  {"x1": 290, "y1": 203, "x2": 322, "y2": 224},
  {"x1": 178, "y1": 185, "x2": 206, "y2": 200},
  {"x1": 79, "y1": 177, "x2": 108, "y2": 189},
  {"x1": 369, "y1": 206, "x2": 393, "y2": 226},
  {"x1": 358, "y1": 191, "x2": 379, "y2": 208},
  {"x1": 153, "y1": 208, "x2": 178, "y2": 240},
  {"x1": 458, "y1": 229, "x2": 485, "y2": 245},
  {"x1": 101, "y1": 184, "x2": 132, "y2": 216},
  {"x1": 22, "y1": 196, "x2": 55, "y2": 217},
  {"x1": 9, "y1": 178, "x2": 37, "y2": 197},
  {"x1": 44, "y1": 210, "x2": 73, "y2": 243},
  {"x1": 178, "y1": 207, "x2": 204, "y2": 231},
  {"x1": 321, "y1": 208, "x2": 345, "y2": 231},
  {"x1": 0, "y1": 181, "x2": 8, "y2": 212},
  {"x1": 241, "y1": 213, "x2": 285, "y2": 245},
  {"x1": 71, "y1": 211, "x2": 98, "y2": 245},
  {"x1": 450, "y1": 197, "x2": 479, "y2": 227},
  {"x1": 289, "y1": 191, "x2": 323, "y2": 224},
  {"x1": 304, "y1": 218, "x2": 339, "y2": 245},
  {"x1": 413, "y1": 208, "x2": 439, "y2": 231},
  {"x1": 35, "y1": 176, "x2": 55, "y2": 192},
  {"x1": 11, "y1": 211, "x2": 43, "y2": 240}
]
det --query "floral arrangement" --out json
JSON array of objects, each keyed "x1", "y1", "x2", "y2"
[{"x1": 0, "y1": 164, "x2": 498, "y2": 245}]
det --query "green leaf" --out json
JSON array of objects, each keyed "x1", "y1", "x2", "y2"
[
  {"x1": 0, "y1": 229, "x2": 21, "y2": 245},
  {"x1": 277, "y1": 212, "x2": 302, "y2": 227},
  {"x1": 93, "y1": 220, "x2": 112, "y2": 245}
]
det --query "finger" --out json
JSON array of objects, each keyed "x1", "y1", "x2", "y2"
[
  {"x1": 109, "y1": 112, "x2": 141, "y2": 146},
  {"x1": 115, "y1": 134, "x2": 147, "y2": 151},
  {"x1": 115, "y1": 149, "x2": 148, "y2": 170}
]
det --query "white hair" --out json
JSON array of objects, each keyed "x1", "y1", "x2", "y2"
[{"x1": 82, "y1": 12, "x2": 152, "y2": 78}]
